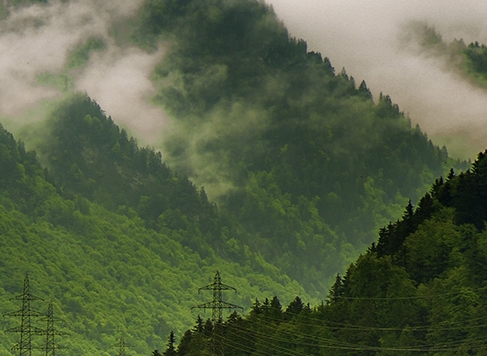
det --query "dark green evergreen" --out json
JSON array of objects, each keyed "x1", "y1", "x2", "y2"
[
  {"x1": 171, "y1": 152, "x2": 487, "y2": 355},
  {"x1": 162, "y1": 331, "x2": 177, "y2": 356}
]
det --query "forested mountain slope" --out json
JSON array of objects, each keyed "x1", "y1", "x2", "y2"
[
  {"x1": 0, "y1": 0, "x2": 482, "y2": 353},
  {"x1": 0, "y1": 118, "x2": 310, "y2": 356},
  {"x1": 405, "y1": 23, "x2": 487, "y2": 90},
  {"x1": 166, "y1": 152, "x2": 487, "y2": 355},
  {"x1": 131, "y1": 0, "x2": 466, "y2": 292},
  {"x1": 36, "y1": 94, "x2": 229, "y2": 255},
  {"x1": 0, "y1": 0, "x2": 466, "y2": 297}
]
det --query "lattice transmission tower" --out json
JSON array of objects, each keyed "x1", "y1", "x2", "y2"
[
  {"x1": 192, "y1": 271, "x2": 243, "y2": 322},
  {"x1": 39, "y1": 302, "x2": 67, "y2": 356},
  {"x1": 113, "y1": 335, "x2": 130, "y2": 356},
  {"x1": 4, "y1": 275, "x2": 44, "y2": 356}
]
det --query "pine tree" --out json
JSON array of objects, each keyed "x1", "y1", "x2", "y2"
[
  {"x1": 162, "y1": 331, "x2": 176, "y2": 356},
  {"x1": 203, "y1": 319, "x2": 213, "y2": 338},
  {"x1": 284, "y1": 296, "x2": 304, "y2": 320},
  {"x1": 267, "y1": 296, "x2": 283, "y2": 321},
  {"x1": 193, "y1": 315, "x2": 204, "y2": 333},
  {"x1": 327, "y1": 273, "x2": 345, "y2": 303},
  {"x1": 358, "y1": 80, "x2": 373, "y2": 100},
  {"x1": 176, "y1": 330, "x2": 192, "y2": 356},
  {"x1": 250, "y1": 298, "x2": 262, "y2": 316}
]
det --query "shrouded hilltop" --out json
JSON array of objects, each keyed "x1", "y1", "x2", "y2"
[
  {"x1": 132, "y1": 0, "x2": 465, "y2": 293},
  {"x1": 266, "y1": 0, "x2": 487, "y2": 160},
  {"x1": 0, "y1": 0, "x2": 483, "y2": 354}
]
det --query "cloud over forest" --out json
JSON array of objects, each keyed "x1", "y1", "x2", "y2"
[
  {"x1": 0, "y1": 0, "x2": 166, "y2": 145},
  {"x1": 267, "y1": 0, "x2": 487, "y2": 159},
  {"x1": 2, "y1": 0, "x2": 487, "y2": 158}
]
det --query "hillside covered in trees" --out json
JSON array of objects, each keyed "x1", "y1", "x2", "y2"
[
  {"x1": 162, "y1": 152, "x2": 487, "y2": 355},
  {"x1": 403, "y1": 22, "x2": 487, "y2": 90},
  {"x1": 130, "y1": 0, "x2": 466, "y2": 292},
  {"x1": 0, "y1": 102, "x2": 310, "y2": 355},
  {"x1": 0, "y1": 0, "x2": 466, "y2": 297},
  {"x1": 0, "y1": 0, "x2": 484, "y2": 354}
]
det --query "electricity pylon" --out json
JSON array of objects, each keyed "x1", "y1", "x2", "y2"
[
  {"x1": 192, "y1": 271, "x2": 243, "y2": 323},
  {"x1": 39, "y1": 302, "x2": 67, "y2": 356},
  {"x1": 193, "y1": 271, "x2": 243, "y2": 356},
  {"x1": 4, "y1": 275, "x2": 44, "y2": 356},
  {"x1": 113, "y1": 336, "x2": 129, "y2": 356}
]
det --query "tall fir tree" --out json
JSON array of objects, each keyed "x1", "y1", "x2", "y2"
[{"x1": 163, "y1": 331, "x2": 177, "y2": 356}]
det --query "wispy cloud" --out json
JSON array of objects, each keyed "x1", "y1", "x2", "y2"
[
  {"x1": 3, "y1": 0, "x2": 486, "y2": 158},
  {"x1": 0, "y1": 0, "x2": 167, "y2": 145},
  {"x1": 75, "y1": 44, "x2": 166, "y2": 143},
  {"x1": 266, "y1": 0, "x2": 487, "y2": 159}
]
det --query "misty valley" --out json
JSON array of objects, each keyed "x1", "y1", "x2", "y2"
[{"x1": 0, "y1": 0, "x2": 486, "y2": 355}]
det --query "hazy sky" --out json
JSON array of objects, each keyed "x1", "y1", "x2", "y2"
[{"x1": 266, "y1": 0, "x2": 487, "y2": 159}]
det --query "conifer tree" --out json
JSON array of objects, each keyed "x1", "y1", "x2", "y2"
[
  {"x1": 250, "y1": 298, "x2": 262, "y2": 316},
  {"x1": 268, "y1": 296, "x2": 283, "y2": 321},
  {"x1": 327, "y1": 273, "x2": 345, "y2": 303},
  {"x1": 162, "y1": 331, "x2": 176, "y2": 356},
  {"x1": 358, "y1": 80, "x2": 373, "y2": 99},
  {"x1": 203, "y1": 319, "x2": 213, "y2": 338},
  {"x1": 176, "y1": 330, "x2": 192, "y2": 356},
  {"x1": 194, "y1": 315, "x2": 204, "y2": 333},
  {"x1": 284, "y1": 296, "x2": 304, "y2": 320}
]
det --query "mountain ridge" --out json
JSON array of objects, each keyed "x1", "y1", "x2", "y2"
[
  {"x1": 131, "y1": 0, "x2": 466, "y2": 292},
  {"x1": 164, "y1": 151, "x2": 487, "y2": 355},
  {"x1": 1, "y1": 0, "x2": 485, "y2": 354},
  {"x1": 0, "y1": 116, "x2": 313, "y2": 355}
]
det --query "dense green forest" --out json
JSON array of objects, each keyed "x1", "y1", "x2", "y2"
[
  {"x1": 0, "y1": 0, "x2": 485, "y2": 354},
  {"x1": 0, "y1": 106, "x2": 311, "y2": 355},
  {"x1": 1, "y1": 0, "x2": 465, "y2": 297},
  {"x1": 164, "y1": 152, "x2": 487, "y2": 355},
  {"x1": 131, "y1": 0, "x2": 465, "y2": 292}
]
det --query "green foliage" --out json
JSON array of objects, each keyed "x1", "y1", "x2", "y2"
[
  {"x1": 133, "y1": 0, "x2": 464, "y2": 295},
  {"x1": 174, "y1": 152, "x2": 487, "y2": 354},
  {"x1": 406, "y1": 24, "x2": 487, "y2": 90},
  {"x1": 463, "y1": 42, "x2": 487, "y2": 85},
  {"x1": 36, "y1": 72, "x2": 72, "y2": 92},
  {"x1": 0, "y1": 111, "x2": 314, "y2": 355},
  {"x1": 0, "y1": 0, "x2": 481, "y2": 353},
  {"x1": 0, "y1": 190, "x2": 309, "y2": 354}
]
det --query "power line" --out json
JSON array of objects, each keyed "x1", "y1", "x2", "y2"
[
  {"x1": 249, "y1": 307, "x2": 487, "y2": 332},
  {"x1": 224, "y1": 321, "x2": 487, "y2": 353},
  {"x1": 4, "y1": 275, "x2": 44, "y2": 356},
  {"x1": 38, "y1": 302, "x2": 68, "y2": 356},
  {"x1": 192, "y1": 271, "x2": 243, "y2": 323},
  {"x1": 238, "y1": 310, "x2": 487, "y2": 350},
  {"x1": 112, "y1": 335, "x2": 130, "y2": 356},
  {"x1": 192, "y1": 271, "x2": 243, "y2": 356}
]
